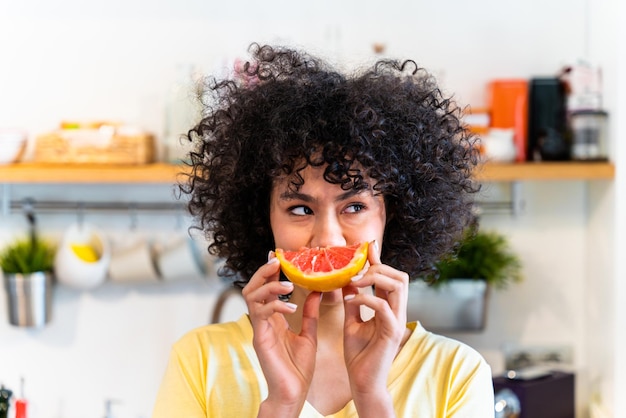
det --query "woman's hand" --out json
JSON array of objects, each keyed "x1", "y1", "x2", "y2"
[
  {"x1": 242, "y1": 255, "x2": 322, "y2": 418},
  {"x1": 342, "y1": 241, "x2": 409, "y2": 418}
]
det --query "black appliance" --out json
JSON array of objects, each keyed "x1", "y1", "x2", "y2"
[
  {"x1": 493, "y1": 371, "x2": 575, "y2": 418},
  {"x1": 527, "y1": 78, "x2": 570, "y2": 161}
]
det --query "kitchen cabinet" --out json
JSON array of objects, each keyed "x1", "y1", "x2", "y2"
[{"x1": 0, "y1": 161, "x2": 616, "y2": 184}]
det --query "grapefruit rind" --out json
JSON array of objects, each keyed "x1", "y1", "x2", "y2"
[{"x1": 275, "y1": 242, "x2": 369, "y2": 292}]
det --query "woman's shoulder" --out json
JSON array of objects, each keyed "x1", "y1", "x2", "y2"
[
  {"x1": 405, "y1": 321, "x2": 490, "y2": 368},
  {"x1": 172, "y1": 314, "x2": 253, "y2": 353},
  {"x1": 393, "y1": 323, "x2": 494, "y2": 414},
  {"x1": 393, "y1": 322, "x2": 492, "y2": 395}
]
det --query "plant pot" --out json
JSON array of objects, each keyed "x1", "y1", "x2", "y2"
[
  {"x1": 3, "y1": 271, "x2": 53, "y2": 328},
  {"x1": 407, "y1": 279, "x2": 489, "y2": 332}
]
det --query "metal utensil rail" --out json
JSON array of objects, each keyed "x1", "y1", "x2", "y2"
[
  {"x1": 1, "y1": 185, "x2": 186, "y2": 217},
  {"x1": 1, "y1": 184, "x2": 522, "y2": 217},
  {"x1": 6, "y1": 199, "x2": 185, "y2": 214}
]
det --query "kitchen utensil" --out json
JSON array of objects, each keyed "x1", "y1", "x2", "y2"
[{"x1": 54, "y1": 223, "x2": 110, "y2": 289}]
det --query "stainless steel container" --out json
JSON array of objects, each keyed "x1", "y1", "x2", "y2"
[
  {"x1": 570, "y1": 110, "x2": 609, "y2": 161},
  {"x1": 407, "y1": 279, "x2": 489, "y2": 332},
  {"x1": 3, "y1": 272, "x2": 53, "y2": 327}
]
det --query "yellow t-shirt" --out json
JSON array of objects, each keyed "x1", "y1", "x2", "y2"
[{"x1": 152, "y1": 315, "x2": 494, "y2": 418}]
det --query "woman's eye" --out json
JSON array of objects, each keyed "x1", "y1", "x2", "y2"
[
  {"x1": 344, "y1": 203, "x2": 365, "y2": 213},
  {"x1": 290, "y1": 206, "x2": 313, "y2": 216}
]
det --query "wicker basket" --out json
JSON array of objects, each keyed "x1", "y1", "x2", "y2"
[{"x1": 34, "y1": 127, "x2": 156, "y2": 165}]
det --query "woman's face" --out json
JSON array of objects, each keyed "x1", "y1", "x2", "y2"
[{"x1": 269, "y1": 165, "x2": 386, "y2": 261}]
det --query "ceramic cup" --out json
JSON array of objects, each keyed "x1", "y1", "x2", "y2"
[
  {"x1": 107, "y1": 234, "x2": 160, "y2": 284},
  {"x1": 483, "y1": 128, "x2": 517, "y2": 163},
  {"x1": 154, "y1": 235, "x2": 205, "y2": 281},
  {"x1": 54, "y1": 223, "x2": 111, "y2": 289}
]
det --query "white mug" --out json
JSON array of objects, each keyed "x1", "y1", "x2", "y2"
[
  {"x1": 54, "y1": 223, "x2": 111, "y2": 289},
  {"x1": 154, "y1": 235, "x2": 205, "y2": 281},
  {"x1": 483, "y1": 128, "x2": 516, "y2": 163},
  {"x1": 108, "y1": 234, "x2": 159, "y2": 284}
]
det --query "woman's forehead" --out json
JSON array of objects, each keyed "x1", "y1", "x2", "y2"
[
  {"x1": 270, "y1": 164, "x2": 375, "y2": 197},
  {"x1": 271, "y1": 165, "x2": 326, "y2": 190}
]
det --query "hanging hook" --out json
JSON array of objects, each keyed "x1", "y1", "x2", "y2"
[
  {"x1": 76, "y1": 202, "x2": 86, "y2": 229},
  {"x1": 22, "y1": 198, "x2": 36, "y2": 226},
  {"x1": 175, "y1": 210, "x2": 184, "y2": 231},
  {"x1": 129, "y1": 204, "x2": 138, "y2": 231},
  {"x1": 1, "y1": 184, "x2": 10, "y2": 217},
  {"x1": 21, "y1": 198, "x2": 37, "y2": 246}
]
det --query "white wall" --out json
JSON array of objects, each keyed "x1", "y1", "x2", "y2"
[
  {"x1": 0, "y1": 1, "x2": 620, "y2": 417},
  {"x1": 614, "y1": 82, "x2": 626, "y2": 418}
]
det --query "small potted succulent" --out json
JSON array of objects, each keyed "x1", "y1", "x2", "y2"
[
  {"x1": 1, "y1": 231, "x2": 56, "y2": 328},
  {"x1": 409, "y1": 225, "x2": 523, "y2": 332}
]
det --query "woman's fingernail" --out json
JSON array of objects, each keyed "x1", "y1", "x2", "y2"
[
  {"x1": 372, "y1": 239, "x2": 380, "y2": 254},
  {"x1": 267, "y1": 257, "x2": 279, "y2": 265},
  {"x1": 279, "y1": 281, "x2": 293, "y2": 287},
  {"x1": 351, "y1": 274, "x2": 363, "y2": 282},
  {"x1": 344, "y1": 294, "x2": 356, "y2": 301},
  {"x1": 267, "y1": 251, "x2": 274, "y2": 261},
  {"x1": 285, "y1": 302, "x2": 298, "y2": 310}
]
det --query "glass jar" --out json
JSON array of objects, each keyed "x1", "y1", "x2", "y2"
[{"x1": 569, "y1": 110, "x2": 608, "y2": 161}]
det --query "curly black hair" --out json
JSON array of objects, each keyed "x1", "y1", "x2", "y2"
[{"x1": 181, "y1": 43, "x2": 480, "y2": 286}]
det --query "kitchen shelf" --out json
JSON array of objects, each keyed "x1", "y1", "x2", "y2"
[
  {"x1": 0, "y1": 161, "x2": 616, "y2": 184},
  {"x1": 0, "y1": 162, "x2": 188, "y2": 184},
  {"x1": 476, "y1": 161, "x2": 615, "y2": 182}
]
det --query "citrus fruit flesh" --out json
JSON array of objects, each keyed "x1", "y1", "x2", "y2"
[
  {"x1": 70, "y1": 243, "x2": 100, "y2": 262},
  {"x1": 275, "y1": 242, "x2": 369, "y2": 292}
]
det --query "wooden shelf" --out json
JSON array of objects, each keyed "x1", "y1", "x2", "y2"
[
  {"x1": 0, "y1": 161, "x2": 616, "y2": 184},
  {"x1": 476, "y1": 161, "x2": 615, "y2": 182},
  {"x1": 0, "y1": 163, "x2": 188, "y2": 184}
]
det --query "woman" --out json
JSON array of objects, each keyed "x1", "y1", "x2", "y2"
[{"x1": 152, "y1": 43, "x2": 494, "y2": 417}]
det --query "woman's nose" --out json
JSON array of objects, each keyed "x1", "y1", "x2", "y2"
[{"x1": 311, "y1": 213, "x2": 346, "y2": 248}]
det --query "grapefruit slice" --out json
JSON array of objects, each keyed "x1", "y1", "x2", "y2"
[{"x1": 275, "y1": 242, "x2": 369, "y2": 292}]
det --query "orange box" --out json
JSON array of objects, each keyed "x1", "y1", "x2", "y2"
[{"x1": 488, "y1": 79, "x2": 528, "y2": 162}]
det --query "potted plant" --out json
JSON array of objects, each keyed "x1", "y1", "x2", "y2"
[
  {"x1": 408, "y1": 226, "x2": 523, "y2": 332},
  {"x1": 429, "y1": 227, "x2": 523, "y2": 289},
  {"x1": 1, "y1": 232, "x2": 56, "y2": 328}
]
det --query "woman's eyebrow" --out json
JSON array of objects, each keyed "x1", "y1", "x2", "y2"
[
  {"x1": 278, "y1": 188, "x2": 366, "y2": 203},
  {"x1": 334, "y1": 189, "x2": 364, "y2": 202},
  {"x1": 279, "y1": 190, "x2": 314, "y2": 202}
]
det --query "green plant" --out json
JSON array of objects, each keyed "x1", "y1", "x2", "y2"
[
  {"x1": 427, "y1": 228, "x2": 523, "y2": 289},
  {"x1": 0, "y1": 236, "x2": 56, "y2": 274}
]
